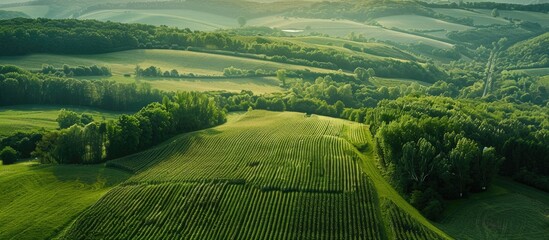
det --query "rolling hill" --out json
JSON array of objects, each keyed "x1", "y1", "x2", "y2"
[{"x1": 58, "y1": 110, "x2": 449, "y2": 239}]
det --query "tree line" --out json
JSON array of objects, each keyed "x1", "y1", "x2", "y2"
[{"x1": 0, "y1": 65, "x2": 164, "y2": 111}]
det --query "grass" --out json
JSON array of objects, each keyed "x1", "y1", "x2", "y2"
[
  {"x1": 249, "y1": 16, "x2": 453, "y2": 49},
  {"x1": 0, "y1": 161, "x2": 130, "y2": 240},
  {"x1": 374, "y1": 14, "x2": 473, "y2": 40},
  {"x1": 58, "y1": 110, "x2": 447, "y2": 239},
  {"x1": 78, "y1": 9, "x2": 238, "y2": 31},
  {"x1": 0, "y1": 5, "x2": 49, "y2": 18},
  {"x1": 0, "y1": 105, "x2": 126, "y2": 137},
  {"x1": 433, "y1": 8, "x2": 509, "y2": 26},
  {"x1": 435, "y1": 178, "x2": 549, "y2": 240},
  {"x1": 78, "y1": 75, "x2": 283, "y2": 94},
  {"x1": 0, "y1": 49, "x2": 338, "y2": 76},
  {"x1": 369, "y1": 77, "x2": 432, "y2": 87},
  {"x1": 476, "y1": 9, "x2": 549, "y2": 27},
  {"x1": 274, "y1": 36, "x2": 419, "y2": 61}
]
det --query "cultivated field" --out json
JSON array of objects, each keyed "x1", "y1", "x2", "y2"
[
  {"x1": 433, "y1": 8, "x2": 509, "y2": 26},
  {"x1": 59, "y1": 110, "x2": 446, "y2": 239},
  {"x1": 249, "y1": 16, "x2": 454, "y2": 49},
  {"x1": 435, "y1": 178, "x2": 549, "y2": 240},
  {"x1": 374, "y1": 14, "x2": 473, "y2": 40},
  {"x1": 475, "y1": 9, "x2": 549, "y2": 27},
  {"x1": 0, "y1": 162, "x2": 130, "y2": 240},
  {"x1": 78, "y1": 9, "x2": 237, "y2": 31},
  {"x1": 0, "y1": 49, "x2": 338, "y2": 76},
  {"x1": 0, "y1": 105, "x2": 124, "y2": 137}
]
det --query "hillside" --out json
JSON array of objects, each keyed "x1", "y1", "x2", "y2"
[
  {"x1": 503, "y1": 32, "x2": 549, "y2": 69},
  {"x1": 59, "y1": 110, "x2": 448, "y2": 239}
]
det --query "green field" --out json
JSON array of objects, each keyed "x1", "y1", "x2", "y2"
[
  {"x1": 370, "y1": 77, "x2": 432, "y2": 87},
  {"x1": 0, "y1": 162, "x2": 130, "y2": 240},
  {"x1": 510, "y1": 67, "x2": 549, "y2": 77},
  {"x1": 433, "y1": 8, "x2": 509, "y2": 26},
  {"x1": 375, "y1": 14, "x2": 473, "y2": 40},
  {"x1": 58, "y1": 110, "x2": 447, "y2": 239},
  {"x1": 0, "y1": 105, "x2": 125, "y2": 137},
  {"x1": 476, "y1": 9, "x2": 549, "y2": 27},
  {"x1": 0, "y1": 5, "x2": 49, "y2": 18},
  {"x1": 80, "y1": 75, "x2": 283, "y2": 94},
  {"x1": 78, "y1": 9, "x2": 237, "y2": 31},
  {"x1": 435, "y1": 178, "x2": 549, "y2": 240},
  {"x1": 0, "y1": 49, "x2": 338, "y2": 76},
  {"x1": 249, "y1": 16, "x2": 454, "y2": 49}
]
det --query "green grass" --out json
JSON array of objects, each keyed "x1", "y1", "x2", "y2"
[
  {"x1": 375, "y1": 14, "x2": 473, "y2": 40},
  {"x1": 370, "y1": 77, "x2": 432, "y2": 87},
  {"x1": 58, "y1": 110, "x2": 447, "y2": 239},
  {"x1": 78, "y1": 9, "x2": 237, "y2": 31},
  {"x1": 433, "y1": 8, "x2": 509, "y2": 26},
  {"x1": 0, "y1": 5, "x2": 49, "y2": 18},
  {"x1": 274, "y1": 36, "x2": 419, "y2": 61},
  {"x1": 476, "y1": 9, "x2": 549, "y2": 27},
  {"x1": 0, "y1": 161, "x2": 130, "y2": 240},
  {"x1": 435, "y1": 178, "x2": 549, "y2": 240},
  {"x1": 0, "y1": 49, "x2": 337, "y2": 76},
  {"x1": 78, "y1": 75, "x2": 283, "y2": 94},
  {"x1": 511, "y1": 67, "x2": 549, "y2": 77},
  {"x1": 249, "y1": 16, "x2": 454, "y2": 49},
  {"x1": 0, "y1": 105, "x2": 126, "y2": 137}
]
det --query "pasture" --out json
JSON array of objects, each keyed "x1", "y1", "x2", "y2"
[
  {"x1": 81, "y1": 75, "x2": 283, "y2": 94},
  {"x1": 0, "y1": 49, "x2": 338, "y2": 76},
  {"x1": 0, "y1": 105, "x2": 124, "y2": 137},
  {"x1": 0, "y1": 162, "x2": 130, "y2": 240},
  {"x1": 435, "y1": 178, "x2": 549, "y2": 240},
  {"x1": 78, "y1": 9, "x2": 237, "y2": 31},
  {"x1": 374, "y1": 14, "x2": 473, "y2": 40},
  {"x1": 475, "y1": 9, "x2": 549, "y2": 27},
  {"x1": 249, "y1": 16, "x2": 454, "y2": 49},
  {"x1": 60, "y1": 110, "x2": 447, "y2": 239},
  {"x1": 0, "y1": 5, "x2": 49, "y2": 18},
  {"x1": 369, "y1": 77, "x2": 432, "y2": 87},
  {"x1": 433, "y1": 8, "x2": 509, "y2": 26}
]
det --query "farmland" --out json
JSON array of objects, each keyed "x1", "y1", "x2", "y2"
[
  {"x1": 0, "y1": 105, "x2": 124, "y2": 137},
  {"x1": 432, "y1": 8, "x2": 509, "y2": 26},
  {"x1": 0, "y1": 49, "x2": 338, "y2": 76},
  {"x1": 78, "y1": 9, "x2": 237, "y2": 31},
  {"x1": 374, "y1": 14, "x2": 473, "y2": 40},
  {"x1": 59, "y1": 110, "x2": 446, "y2": 239},
  {"x1": 0, "y1": 162, "x2": 130, "y2": 240}
]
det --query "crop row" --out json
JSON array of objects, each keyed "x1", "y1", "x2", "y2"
[
  {"x1": 62, "y1": 175, "x2": 383, "y2": 239},
  {"x1": 384, "y1": 200, "x2": 443, "y2": 240}
]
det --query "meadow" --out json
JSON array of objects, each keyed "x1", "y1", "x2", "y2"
[
  {"x1": 0, "y1": 49, "x2": 338, "y2": 76},
  {"x1": 78, "y1": 9, "x2": 237, "y2": 31},
  {"x1": 475, "y1": 9, "x2": 549, "y2": 27},
  {"x1": 0, "y1": 5, "x2": 49, "y2": 18},
  {"x1": 248, "y1": 16, "x2": 454, "y2": 49},
  {"x1": 0, "y1": 105, "x2": 125, "y2": 137},
  {"x1": 435, "y1": 178, "x2": 549, "y2": 240},
  {"x1": 0, "y1": 162, "x2": 130, "y2": 240},
  {"x1": 374, "y1": 14, "x2": 473, "y2": 40},
  {"x1": 60, "y1": 110, "x2": 447, "y2": 239},
  {"x1": 432, "y1": 8, "x2": 509, "y2": 26}
]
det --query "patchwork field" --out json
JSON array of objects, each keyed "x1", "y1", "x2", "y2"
[
  {"x1": 0, "y1": 105, "x2": 125, "y2": 137},
  {"x1": 433, "y1": 8, "x2": 509, "y2": 26},
  {"x1": 0, "y1": 49, "x2": 338, "y2": 76},
  {"x1": 476, "y1": 9, "x2": 549, "y2": 27},
  {"x1": 59, "y1": 110, "x2": 447, "y2": 239},
  {"x1": 249, "y1": 16, "x2": 454, "y2": 49},
  {"x1": 0, "y1": 162, "x2": 130, "y2": 240},
  {"x1": 374, "y1": 14, "x2": 473, "y2": 40}
]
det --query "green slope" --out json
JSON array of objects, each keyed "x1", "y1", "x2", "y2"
[
  {"x1": 58, "y1": 110, "x2": 448, "y2": 239},
  {"x1": 0, "y1": 162, "x2": 130, "y2": 240}
]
